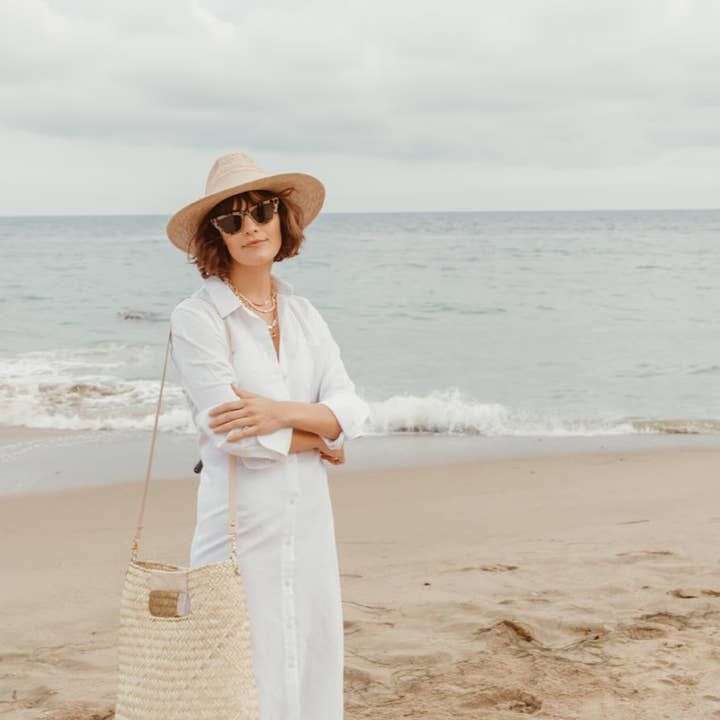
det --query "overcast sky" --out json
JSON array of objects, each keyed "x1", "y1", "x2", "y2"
[{"x1": 1, "y1": 0, "x2": 719, "y2": 214}]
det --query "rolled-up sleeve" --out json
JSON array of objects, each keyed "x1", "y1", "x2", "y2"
[
  {"x1": 312, "y1": 310, "x2": 371, "y2": 449},
  {"x1": 170, "y1": 300, "x2": 292, "y2": 470}
]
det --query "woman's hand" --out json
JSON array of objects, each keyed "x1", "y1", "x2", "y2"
[
  {"x1": 208, "y1": 383, "x2": 288, "y2": 441},
  {"x1": 317, "y1": 441, "x2": 345, "y2": 465}
]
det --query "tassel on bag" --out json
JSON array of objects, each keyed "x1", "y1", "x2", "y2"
[{"x1": 114, "y1": 322, "x2": 260, "y2": 719}]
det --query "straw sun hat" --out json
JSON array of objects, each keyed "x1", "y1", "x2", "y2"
[{"x1": 166, "y1": 151, "x2": 326, "y2": 253}]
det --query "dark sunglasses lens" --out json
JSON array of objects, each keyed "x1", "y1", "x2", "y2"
[
  {"x1": 214, "y1": 215, "x2": 243, "y2": 233},
  {"x1": 250, "y1": 200, "x2": 275, "y2": 224}
]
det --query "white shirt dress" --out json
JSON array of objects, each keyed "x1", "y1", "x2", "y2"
[{"x1": 169, "y1": 273, "x2": 370, "y2": 720}]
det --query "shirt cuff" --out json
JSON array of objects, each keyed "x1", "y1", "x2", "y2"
[
  {"x1": 254, "y1": 425, "x2": 293, "y2": 456},
  {"x1": 318, "y1": 394, "x2": 370, "y2": 442},
  {"x1": 197, "y1": 407, "x2": 293, "y2": 469},
  {"x1": 226, "y1": 426, "x2": 293, "y2": 470}
]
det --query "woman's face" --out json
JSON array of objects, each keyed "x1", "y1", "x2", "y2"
[{"x1": 217, "y1": 195, "x2": 282, "y2": 267}]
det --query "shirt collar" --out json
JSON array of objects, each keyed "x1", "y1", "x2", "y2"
[{"x1": 203, "y1": 273, "x2": 294, "y2": 319}]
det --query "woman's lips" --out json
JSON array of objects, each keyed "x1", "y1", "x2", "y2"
[{"x1": 244, "y1": 239, "x2": 266, "y2": 247}]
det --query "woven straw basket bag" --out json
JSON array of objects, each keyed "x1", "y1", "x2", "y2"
[{"x1": 114, "y1": 303, "x2": 260, "y2": 720}]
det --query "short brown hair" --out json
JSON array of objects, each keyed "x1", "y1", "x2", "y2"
[{"x1": 186, "y1": 187, "x2": 306, "y2": 279}]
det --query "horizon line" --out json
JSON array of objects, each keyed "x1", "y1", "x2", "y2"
[{"x1": 1, "y1": 207, "x2": 719, "y2": 218}]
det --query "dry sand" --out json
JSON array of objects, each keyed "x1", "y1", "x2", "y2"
[{"x1": 2, "y1": 443, "x2": 720, "y2": 719}]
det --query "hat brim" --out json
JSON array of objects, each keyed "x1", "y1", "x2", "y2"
[{"x1": 166, "y1": 172, "x2": 325, "y2": 253}]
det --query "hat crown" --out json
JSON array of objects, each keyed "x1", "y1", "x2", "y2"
[{"x1": 205, "y1": 152, "x2": 267, "y2": 196}]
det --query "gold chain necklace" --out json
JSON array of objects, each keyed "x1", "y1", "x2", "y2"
[
  {"x1": 225, "y1": 278, "x2": 277, "y2": 312},
  {"x1": 224, "y1": 279, "x2": 279, "y2": 338}
]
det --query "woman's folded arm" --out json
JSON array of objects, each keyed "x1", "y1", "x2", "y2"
[{"x1": 170, "y1": 299, "x2": 292, "y2": 470}]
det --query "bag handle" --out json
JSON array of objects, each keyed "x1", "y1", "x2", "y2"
[{"x1": 130, "y1": 301, "x2": 240, "y2": 575}]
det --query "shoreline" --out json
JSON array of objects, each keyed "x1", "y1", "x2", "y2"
[{"x1": 1, "y1": 425, "x2": 720, "y2": 496}]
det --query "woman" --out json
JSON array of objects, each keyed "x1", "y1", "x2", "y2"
[{"x1": 166, "y1": 151, "x2": 370, "y2": 720}]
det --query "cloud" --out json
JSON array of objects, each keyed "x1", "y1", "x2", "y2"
[{"x1": 1, "y1": 0, "x2": 719, "y2": 212}]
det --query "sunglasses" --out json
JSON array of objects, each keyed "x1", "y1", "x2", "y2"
[{"x1": 210, "y1": 197, "x2": 280, "y2": 235}]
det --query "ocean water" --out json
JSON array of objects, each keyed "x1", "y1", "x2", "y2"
[{"x1": 1, "y1": 209, "x2": 719, "y2": 440}]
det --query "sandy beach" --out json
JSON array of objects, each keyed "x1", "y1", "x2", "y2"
[{"x1": 2, "y1": 437, "x2": 720, "y2": 719}]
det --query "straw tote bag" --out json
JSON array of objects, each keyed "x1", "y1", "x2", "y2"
[{"x1": 114, "y1": 301, "x2": 260, "y2": 720}]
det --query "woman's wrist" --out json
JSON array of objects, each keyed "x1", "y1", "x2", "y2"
[
  {"x1": 289, "y1": 428, "x2": 325, "y2": 454},
  {"x1": 276, "y1": 400, "x2": 299, "y2": 429},
  {"x1": 276, "y1": 400, "x2": 341, "y2": 443}
]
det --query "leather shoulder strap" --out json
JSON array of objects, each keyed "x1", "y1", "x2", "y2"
[{"x1": 130, "y1": 293, "x2": 239, "y2": 573}]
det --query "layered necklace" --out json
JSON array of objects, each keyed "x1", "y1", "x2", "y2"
[{"x1": 224, "y1": 278, "x2": 279, "y2": 339}]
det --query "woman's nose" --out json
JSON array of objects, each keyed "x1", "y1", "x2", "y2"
[{"x1": 243, "y1": 213, "x2": 262, "y2": 233}]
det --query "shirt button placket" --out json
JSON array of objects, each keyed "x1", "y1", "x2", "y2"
[{"x1": 282, "y1": 454, "x2": 300, "y2": 720}]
